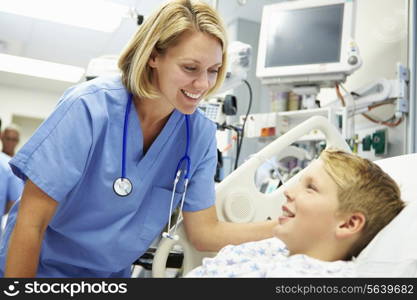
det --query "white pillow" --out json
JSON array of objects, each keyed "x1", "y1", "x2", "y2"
[{"x1": 355, "y1": 154, "x2": 417, "y2": 277}]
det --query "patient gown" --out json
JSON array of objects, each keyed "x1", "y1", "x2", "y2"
[{"x1": 186, "y1": 238, "x2": 356, "y2": 277}]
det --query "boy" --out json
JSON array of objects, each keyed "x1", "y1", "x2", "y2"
[{"x1": 186, "y1": 149, "x2": 405, "y2": 277}]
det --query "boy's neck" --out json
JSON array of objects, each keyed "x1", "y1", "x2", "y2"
[{"x1": 294, "y1": 242, "x2": 349, "y2": 262}]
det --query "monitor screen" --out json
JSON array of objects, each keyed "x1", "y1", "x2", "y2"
[
  {"x1": 256, "y1": 0, "x2": 361, "y2": 86},
  {"x1": 265, "y1": 4, "x2": 344, "y2": 68}
]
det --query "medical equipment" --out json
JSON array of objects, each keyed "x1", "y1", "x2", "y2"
[
  {"x1": 113, "y1": 94, "x2": 192, "y2": 240},
  {"x1": 151, "y1": 115, "x2": 417, "y2": 277},
  {"x1": 198, "y1": 100, "x2": 224, "y2": 124},
  {"x1": 322, "y1": 63, "x2": 409, "y2": 127},
  {"x1": 256, "y1": 0, "x2": 361, "y2": 109},
  {"x1": 216, "y1": 41, "x2": 252, "y2": 95}
]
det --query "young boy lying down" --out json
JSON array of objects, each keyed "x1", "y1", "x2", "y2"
[{"x1": 186, "y1": 149, "x2": 405, "y2": 277}]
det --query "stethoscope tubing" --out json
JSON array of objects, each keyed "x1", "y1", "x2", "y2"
[
  {"x1": 175, "y1": 114, "x2": 191, "y2": 179},
  {"x1": 116, "y1": 92, "x2": 192, "y2": 241},
  {"x1": 116, "y1": 93, "x2": 191, "y2": 201},
  {"x1": 121, "y1": 94, "x2": 133, "y2": 179}
]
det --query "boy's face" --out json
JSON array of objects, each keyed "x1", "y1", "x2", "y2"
[{"x1": 273, "y1": 158, "x2": 341, "y2": 256}]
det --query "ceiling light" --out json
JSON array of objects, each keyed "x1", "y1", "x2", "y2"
[
  {"x1": 0, "y1": 53, "x2": 85, "y2": 83},
  {"x1": 0, "y1": 0, "x2": 129, "y2": 33}
]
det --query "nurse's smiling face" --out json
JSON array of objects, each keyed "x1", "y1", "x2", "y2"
[{"x1": 148, "y1": 30, "x2": 223, "y2": 114}]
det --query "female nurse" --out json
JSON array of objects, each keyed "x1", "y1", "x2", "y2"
[{"x1": 0, "y1": 0, "x2": 278, "y2": 278}]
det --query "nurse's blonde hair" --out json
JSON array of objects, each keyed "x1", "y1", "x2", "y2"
[
  {"x1": 118, "y1": 0, "x2": 228, "y2": 99},
  {"x1": 320, "y1": 149, "x2": 405, "y2": 259}
]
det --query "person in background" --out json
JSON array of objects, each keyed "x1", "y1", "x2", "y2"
[
  {"x1": 0, "y1": 120, "x2": 24, "y2": 234},
  {"x1": 0, "y1": 0, "x2": 277, "y2": 278},
  {"x1": 1, "y1": 123, "x2": 20, "y2": 157},
  {"x1": 186, "y1": 149, "x2": 405, "y2": 277}
]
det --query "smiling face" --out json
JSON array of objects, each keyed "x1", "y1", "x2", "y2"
[
  {"x1": 148, "y1": 30, "x2": 223, "y2": 114},
  {"x1": 273, "y1": 158, "x2": 342, "y2": 256}
]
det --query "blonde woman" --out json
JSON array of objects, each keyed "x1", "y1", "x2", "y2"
[{"x1": 0, "y1": 0, "x2": 277, "y2": 278}]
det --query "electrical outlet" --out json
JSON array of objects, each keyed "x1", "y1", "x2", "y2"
[
  {"x1": 356, "y1": 126, "x2": 389, "y2": 160},
  {"x1": 362, "y1": 135, "x2": 372, "y2": 151},
  {"x1": 372, "y1": 129, "x2": 388, "y2": 156}
]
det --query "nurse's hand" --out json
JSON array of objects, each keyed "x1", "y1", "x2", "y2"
[{"x1": 4, "y1": 179, "x2": 58, "y2": 277}]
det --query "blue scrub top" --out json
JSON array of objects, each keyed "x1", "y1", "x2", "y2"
[
  {"x1": 0, "y1": 152, "x2": 23, "y2": 216},
  {"x1": 0, "y1": 76, "x2": 217, "y2": 277}
]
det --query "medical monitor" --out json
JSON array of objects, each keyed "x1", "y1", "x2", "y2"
[{"x1": 256, "y1": 0, "x2": 361, "y2": 88}]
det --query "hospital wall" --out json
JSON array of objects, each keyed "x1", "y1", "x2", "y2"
[{"x1": 0, "y1": 83, "x2": 60, "y2": 152}]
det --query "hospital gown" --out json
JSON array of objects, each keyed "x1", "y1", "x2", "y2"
[{"x1": 185, "y1": 238, "x2": 356, "y2": 277}]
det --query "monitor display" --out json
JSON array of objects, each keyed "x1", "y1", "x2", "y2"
[
  {"x1": 265, "y1": 5, "x2": 343, "y2": 68},
  {"x1": 256, "y1": 0, "x2": 361, "y2": 86}
]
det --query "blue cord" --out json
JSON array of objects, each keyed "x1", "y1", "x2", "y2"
[
  {"x1": 184, "y1": 115, "x2": 191, "y2": 178},
  {"x1": 122, "y1": 94, "x2": 133, "y2": 178},
  {"x1": 121, "y1": 97, "x2": 191, "y2": 193},
  {"x1": 175, "y1": 114, "x2": 191, "y2": 180}
]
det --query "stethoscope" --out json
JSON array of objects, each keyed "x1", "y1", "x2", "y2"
[{"x1": 113, "y1": 93, "x2": 191, "y2": 241}]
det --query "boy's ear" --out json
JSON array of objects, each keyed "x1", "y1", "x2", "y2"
[{"x1": 336, "y1": 212, "x2": 366, "y2": 238}]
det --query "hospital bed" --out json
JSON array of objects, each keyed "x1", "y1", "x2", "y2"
[{"x1": 152, "y1": 116, "x2": 417, "y2": 277}]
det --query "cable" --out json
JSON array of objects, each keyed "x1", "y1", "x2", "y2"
[
  {"x1": 368, "y1": 99, "x2": 396, "y2": 110},
  {"x1": 234, "y1": 79, "x2": 253, "y2": 170},
  {"x1": 361, "y1": 113, "x2": 403, "y2": 128},
  {"x1": 339, "y1": 82, "x2": 350, "y2": 95},
  {"x1": 337, "y1": 83, "x2": 403, "y2": 128},
  {"x1": 335, "y1": 83, "x2": 346, "y2": 106}
]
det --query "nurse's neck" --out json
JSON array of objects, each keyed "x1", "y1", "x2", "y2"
[
  {"x1": 134, "y1": 95, "x2": 173, "y2": 153},
  {"x1": 134, "y1": 95, "x2": 173, "y2": 126}
]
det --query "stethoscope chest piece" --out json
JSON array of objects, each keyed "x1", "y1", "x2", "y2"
[{"x1": 113, "y1": 177, "x2": 133, "y2": 197}]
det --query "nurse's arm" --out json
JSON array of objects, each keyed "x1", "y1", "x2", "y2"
[
  {"x1": 182, "y1": 205, "x2": 278, "y2": 252},
  {"x1": 4, "y1": 179, "x2": 58, "y2": 277}
]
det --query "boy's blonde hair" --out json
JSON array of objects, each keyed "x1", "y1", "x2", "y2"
[
  {"x1": 320, "y1": 148, "x2": 405, "y2": 259},
  {"x1": 118, "y1": 0, "x2": 228, "y2": 100}
]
